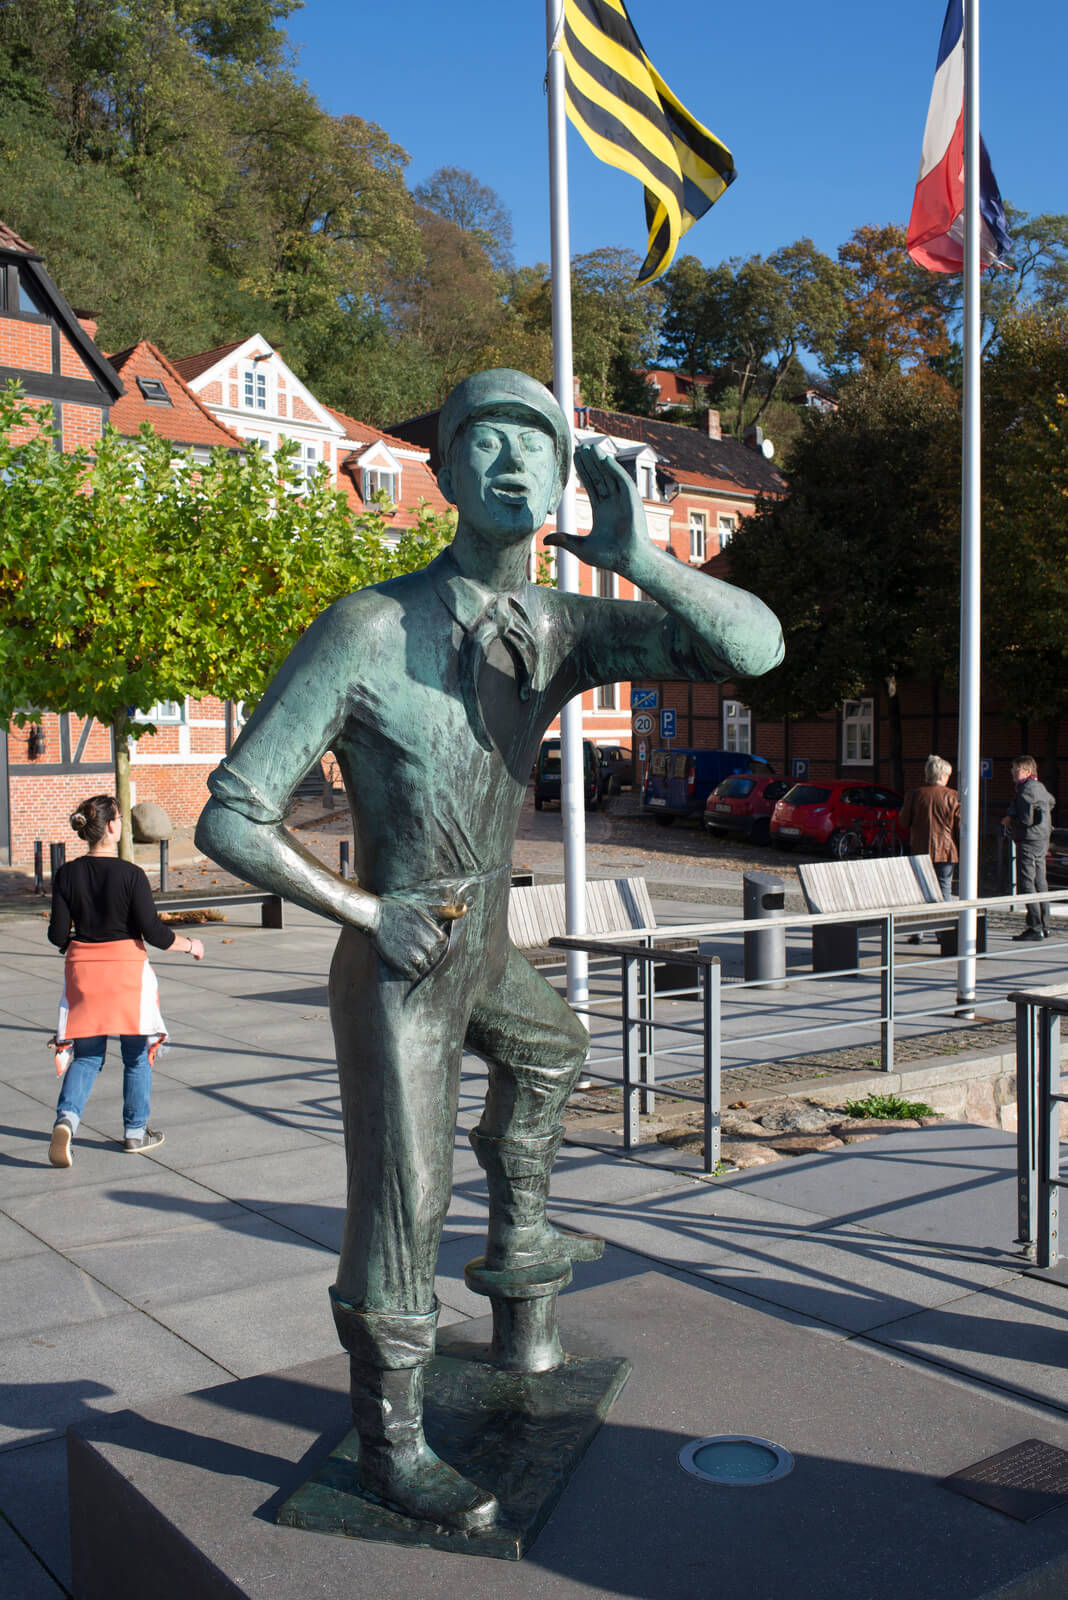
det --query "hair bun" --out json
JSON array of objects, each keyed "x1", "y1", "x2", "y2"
[{"x1": 70, "y1": 811, "x2": 87, "y2": 831}]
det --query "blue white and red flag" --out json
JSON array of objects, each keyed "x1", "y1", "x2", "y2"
[{"x1": 906, "y1": 0, "x2": 1011, "y2": 273}]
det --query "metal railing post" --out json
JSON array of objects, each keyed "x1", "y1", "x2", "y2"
[
  {"x1": 1037, "y1": 1005, "x2": 1061, "y2": 1270},
  {"x1": 34, "y1": 841, "x2": 44, "y2": 894},
  {"x1": 638, "y1": 934, "x2": 655, "y2": 1115},
  {"x1": 702, "y1": 959, "x2": 721, "y2": 1175},
  {"x1": 1015, "y1": 1000, "x2": 1039, "y2": 1248},
  {"x1": 49, "y1": 842, "x2": 66, "y2": 882},
  {"x1": 880, "y1": 914, "x2": 894, "y2": 1073},
  {"x1": 158, "y1": 839, "x2": 169, "y2": 893},
  {"x1": 339, "y1": 841, "x2": 351, "y2": 880},
  {"x1": 621, "y1": 954, "x2": 641, "y2": 1151}
]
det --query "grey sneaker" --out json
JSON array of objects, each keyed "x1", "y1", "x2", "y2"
[
  {"x1": 122, "y1": 1128, "x2": 165, "y2": 1154},
  {"x1": 49, "y1": 1118, "x2": 74, "y2": 1168}
]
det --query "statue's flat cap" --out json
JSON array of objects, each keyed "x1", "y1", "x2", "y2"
[{"x1": 438, "y1": 369, "x2": 571, "y2": 478}]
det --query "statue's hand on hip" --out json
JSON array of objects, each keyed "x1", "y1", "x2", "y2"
[{"x1": 371, "y1": 893, "x2": 464, "y2": 980}]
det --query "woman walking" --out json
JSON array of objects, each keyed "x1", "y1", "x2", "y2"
[{"x1": 47, "y1": 795, "x2": 203, "y2": 1168}]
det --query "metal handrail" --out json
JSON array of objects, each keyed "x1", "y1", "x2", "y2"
[
  {"x1": 1010, "y1": 984, "x2": 1067, "y2": 1268},
  {"x1": 554, "y1": 890, "x2": 1068, "y2": 1175}
]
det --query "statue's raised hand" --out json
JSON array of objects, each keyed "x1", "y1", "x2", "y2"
[
  {"x1": 545, "y1": 443, "x2": 649, "y2": 580},
  {"x1": 372, "y1": 894, "x2": 465, "y2": 980}
]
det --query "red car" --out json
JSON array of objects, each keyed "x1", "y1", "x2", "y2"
[
  {"x1": 704, "y1": 774, "x2": 793, "y2": 846},
  {"x1": 770, "y1": 780, "x2": 905, "y2": 854}
]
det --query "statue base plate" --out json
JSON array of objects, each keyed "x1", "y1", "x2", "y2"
[{"x1": 276, "y1": 1338, "x2": 630, "y2": 1560}]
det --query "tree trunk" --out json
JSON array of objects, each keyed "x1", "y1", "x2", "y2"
[
  {"x1": 112, "y1": 707, "x2": 134, "y2": 862},
  {"x1": 886, "y1": 676, "x2": 904, "y2": 795}
]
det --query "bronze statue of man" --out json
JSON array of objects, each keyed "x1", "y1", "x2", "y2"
[{"x1": 196, "y1": 369, "x2": 783, "y2": 1534}]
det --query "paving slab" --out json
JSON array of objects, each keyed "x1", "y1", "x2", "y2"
[
  {"x1": 714, "y1": 1123, "x2": 1033, "y2": 1256},
  {"x1": 65, "y1": 1210, "x2": 335, "y2": 1310},
  {"x1": 549, "y1": 1183, "x2": 1017, "y2": 1335},
  {"x1": 149, "y1": 1264, "x2": 342, "y2": 1379},
  {"x1": 0, "y1": 1517, "x2": 63, "y2": 1597},
  {"x1": 0, "y1": 1308, "x2": 231, "y2": 1452},
  {"x1": 146, "y1": 1111, "x2": 336, "y2": 1173},
  {"x1": 0, "y1": 1437, "x2": 71, "y2": 1592},
  {"x1": 188, "y1": 1143, "x2": 348, "y2": 1211},
  {"x1": 0, "y1": 1252, "x2": 127, "y2": 1341},
  {"x1": 67, "y1": 1262, "x2": 1068, "y2": 1600},
  {"x1": 868, "y1": 1274, "x2": 1068, "y2": 1414},
  {"x1": 4, "y1": 1166, "x2": 250, "y2": 1250},
  {"x1": 0, "y1": 1210, "x2": 51, "y2": 1261}
]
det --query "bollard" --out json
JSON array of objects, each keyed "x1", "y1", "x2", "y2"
[
  {"x1": 743, "y1": 871, "x2": 786, "y2": 989},
  {"x1": 339, "y1": 841, "x2": 351, "y2": 880},
  {"x1": 49, "y1": 842, "x2": 66, "y2": 882},
  {"x1": 159, "y1": 839, "x2": 169, "y2": 893},
  {"x1": 34, "y1": 840, "x2": 44, "y2": 894}
]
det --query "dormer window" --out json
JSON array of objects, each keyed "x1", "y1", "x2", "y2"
[{"x1": 362, "y1": 467, "x2": 398, "y2": 506}]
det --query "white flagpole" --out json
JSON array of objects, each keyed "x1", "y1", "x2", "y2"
[
  {"x1": 956, "y1": 0, "x2": 981, "y2": 1014},
  {"x1": 545, "y1": 0, "x2": 589, "y2": 1020}
]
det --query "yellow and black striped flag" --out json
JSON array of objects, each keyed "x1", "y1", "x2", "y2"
[{"x1": 561, "y1": 0, "x2": 735, "y2": 283}]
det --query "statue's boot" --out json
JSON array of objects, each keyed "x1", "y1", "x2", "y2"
[
  {"x1": 330, "y1": 1291, "x2": 498, "y2": 1532},
  {"x1": 470, "y1": 1127, "x2": 604, "y2": 1272}
]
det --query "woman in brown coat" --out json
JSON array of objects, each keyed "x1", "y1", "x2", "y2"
[{"x1": 899, "y1": 755, "x2": 960, "y2": 898}]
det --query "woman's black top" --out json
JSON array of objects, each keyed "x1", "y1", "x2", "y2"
[{"x1": 48, "y1": 856, "x2": 177, "y2": 953}]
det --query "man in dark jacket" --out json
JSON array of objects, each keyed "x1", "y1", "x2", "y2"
[{"x1": 1003, "y1": 756, "x2": 1056, "y2": 940}]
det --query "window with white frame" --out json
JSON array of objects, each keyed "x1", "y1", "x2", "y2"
[
  {"x1": 722, "y1": 700, "x2": 751, "y2": 752},
  {"x1": 362, "y1": 467, "x2": 398, "y2": 505},
  {"x1": 132, "y1": 700, "x2": 186, "y2": 725},
  {"x1": 595, "y1": 568, "x2": 617, "y2": 600},
  {"x1": 718, "y1": 513, "x2": 738, "y2": 549},
  {"x1": 242, "y1": 367, "x2": 268, "y2": 411},
  {"x1": 243, "y1": 432, "x2": 271, "y2": 453},
  {"x1": 689, "y1": 510, "x2": 707, "y2": 562},
  {"x1": 841, "y1": 698, "x2": 874, "y2": 764},
  {"x1": 595, "y1": 680, "x2": 619, "y2": 710},
  {"x1": 639, "y1": 462, "x2": 656, "y2": 501}
]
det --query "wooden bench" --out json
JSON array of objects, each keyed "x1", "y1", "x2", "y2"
[
  {"x1": 508, "y1": 877, "x2": 655, "y2": 962},
  {"x1": 154, "y1": 890, "x2": 285, "y2": 929},
  {"x1": 797, "y1": 855, "x2": 986, "y2": 972}
]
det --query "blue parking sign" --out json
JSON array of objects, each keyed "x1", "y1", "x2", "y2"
[
  {"x1": 979, "y1": 758, "x2": 993, "y2": 780},
  {"x1": 792, "y1": 758, "x2": 809, "y2": 780},
  {"x1": 660, "y1": 708, "x2": 676, "y2": 740},
  {"x1": 631, "y1": 687, "x2": 659, "y2": 710}
]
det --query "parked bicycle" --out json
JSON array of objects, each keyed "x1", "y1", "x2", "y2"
[{"x1": 829, "y1": 808, "x2": 905, "y2": 861}]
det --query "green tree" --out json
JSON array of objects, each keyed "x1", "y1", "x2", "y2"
[
  {"x1": 726, "y1": 368, "x2": 960, "y2": 792},
  {"x1": 981, "y1": 309, "x2": 1068, "y2": 750},
  {"x1": 0, "y1": 386, "x2": 454, "y2": 850},
  {"x1": 413, "y1": 166, "x2": 514, "y2": 271},
  {"x1": 570, "y1": 247, "x2": 660, "y2": 411},
  {"x1": 657, "y1": 242, "x2": 846, "y2": 434}
]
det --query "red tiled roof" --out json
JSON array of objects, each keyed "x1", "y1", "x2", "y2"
[
  {"x1": 0, "y1": 220, "x2": 36, "y2": 255},
  {"x1": 170, "y1": 339, "x2": 248, "y2": 383},
  {"x1": 107, "y1": 342, "x2": 246, "y2": 450},
  {"x1": 642, "y1": 369, "x2": 714, "y2": 408},
  {"x1": 326, "y1": 406, "x2": 430, "y2": 455}
]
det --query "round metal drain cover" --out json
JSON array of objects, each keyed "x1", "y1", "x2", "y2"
[{"x1": 679, "y1": 1434, "x2": 794, "y2": 1487}]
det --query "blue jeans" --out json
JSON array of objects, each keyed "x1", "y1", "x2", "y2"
[
  {"x1": 55, "y1": 1036, "x2": 152, "y2": 1138},
  {"x1": 935, "y1": 861, "x2": 955, "y2": 899}
]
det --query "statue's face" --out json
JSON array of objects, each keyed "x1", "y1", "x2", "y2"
[{"x1": 443, "y1": 416, "x2": 560, "y2": 542}]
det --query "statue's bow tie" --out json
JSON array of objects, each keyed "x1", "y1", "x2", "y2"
[{"x1": 458, "y1": 594, "x2": 538, "y2": 750}]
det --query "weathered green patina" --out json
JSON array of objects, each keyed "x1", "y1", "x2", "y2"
[{"x1": 196, "y1": 367, "x2": 783, "y2": 1540}]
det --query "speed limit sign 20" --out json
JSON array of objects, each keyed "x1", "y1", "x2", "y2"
[{"x1": 633, "y1": 713, "x2": 654, "y2": 735}]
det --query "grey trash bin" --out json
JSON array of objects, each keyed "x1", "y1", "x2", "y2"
[{"x1": 743, "y1": 871, "x2": 786, "y2": 989}]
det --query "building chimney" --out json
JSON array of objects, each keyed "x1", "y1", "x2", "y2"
[{"x1": 705, "y1": 408, "x2": 721, "y2": 440}]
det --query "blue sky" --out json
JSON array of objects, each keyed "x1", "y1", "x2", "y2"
[{"x1": 286, "y1": 1, "x2": 1067, "y2": 275}]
